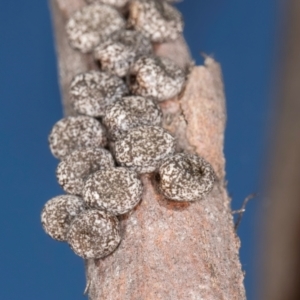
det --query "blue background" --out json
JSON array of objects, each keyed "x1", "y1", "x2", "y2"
[{"x1": 0, "y1": 0, "x2": 281, "y2": 299}]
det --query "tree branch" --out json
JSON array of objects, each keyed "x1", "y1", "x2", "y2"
[
  {"x1": 50, "y1": 1, "x2": 246, "y2": 299},
  {"x1": 262, "y1": 1, "x2": 300, "y2": 299}
]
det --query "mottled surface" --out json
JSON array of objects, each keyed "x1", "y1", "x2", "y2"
[
  {"x1": 84, "y1": 62, "x2": 246, "y2": 300},
  {"x1": 130, "y1": 56, "x2": 186, "y2": 101},
  {"x1": 67, "y1": 210, "x2": 121, "y2": 259},
  {"x1": 49, "y1": 116, "x2": 107, "y2": 159},
  {"x1": 66, "y1": 3, "x2": 125, "y2": 53},
  {"x1": 70, "y1": 71, "x2": 128, "y2": 117},
  {"x1": 83, "y1": 168, "x2": 143, "y2": 215},
  {"x1": 114, "y1": 125, "x2": 175, "y2": 173},
  {"x1": 51, "y1": 0, "x2": 246, "y2": 298},
  {"x1": 158, "y1": 153, "x2": 215, "y2": 201},
  {"x1": 56, "y1": 147, "x2": 114, "y2": 195},
  {"x1": 103, "y1": 96, "x2": 162, "y2": 140},
  {"x1": 94, "y1": 30, "x2": 152, "y2": 77},
  {"x1": 85, "y1": 0, "x2": 129, "y2": 8},
  {"x1": 129, "y1": 0, "x2": 183, "y2": 42},
  {"x1": 41, "y1": 195, "x2": 85, "y2": 241}
]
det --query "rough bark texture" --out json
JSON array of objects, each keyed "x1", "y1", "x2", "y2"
[{"x1": 50, "y1": 1, "x2": 246, "y2": 299}]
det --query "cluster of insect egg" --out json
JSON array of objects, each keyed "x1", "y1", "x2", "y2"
[{"x1": 41, "y1": 0, "x2": 215, "y2": 260}]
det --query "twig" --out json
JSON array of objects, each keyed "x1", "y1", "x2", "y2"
[
  {"x1": 50, "y1": 1, "x2": 247, "y2": 298},
  {"x1": 233, "y1": 193, "x2": 257, "y2": 230}
]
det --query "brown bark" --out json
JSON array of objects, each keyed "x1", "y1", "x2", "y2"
[
  {"x1": 262, "y1": 1, "x2": 300, "y2": 300},
  {"x1": 50, "y1": 1, "x2": 246, "y2": 299}
]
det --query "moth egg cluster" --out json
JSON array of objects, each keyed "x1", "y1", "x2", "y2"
[
  {"x1": 41, "y1": 195, "x2": 85, "y2": 241},
  {"x1": 94, "y1": 30, "x2": 152, "y2": 77},
  {"x1": 42, "y1": 0, "x2": 216, "y2": 261},
  {"x1": 70, "y1": 71, "x2": 128, "y2": 117},
  {"x1": 56, "y1": 147, "x2": 114, "y2": 195}
]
